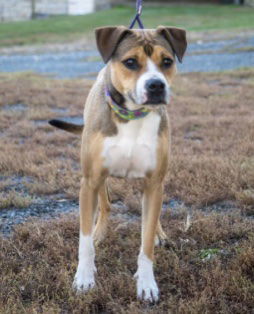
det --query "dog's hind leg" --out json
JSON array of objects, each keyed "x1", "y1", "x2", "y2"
[
  {"x1": 93, "y1": 182, "x2": 111, "y2": 245},
  {"x1": 155, "y1": 220, "x2": 168, "y2": 247},
  {"x1": 73, "y1": 177, "x2": 99, "y2": 292}
]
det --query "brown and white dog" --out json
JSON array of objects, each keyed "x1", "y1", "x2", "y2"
[{"x1": 50, "y1": 26, "x2": 187, "y2": 302}]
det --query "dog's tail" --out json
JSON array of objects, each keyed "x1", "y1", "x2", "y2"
[{"x1": 49, "y1": 119, "x2": 84, "y2": 135}]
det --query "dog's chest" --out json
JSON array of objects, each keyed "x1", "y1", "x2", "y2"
[{"x1": 102, "y1": 112, "x2": 161, "y2": 178}]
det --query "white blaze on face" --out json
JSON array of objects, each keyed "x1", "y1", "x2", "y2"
[{"x1": 136, "y1": 59, "x2": 170, "y2": 105}]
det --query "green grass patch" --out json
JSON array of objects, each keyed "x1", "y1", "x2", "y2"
[
  {"x1": 1, "y1": 4, "x2": 254, "y2": 47},
  {"x1": 199, "y1": 248, "x2": 220, "y2": 260}
]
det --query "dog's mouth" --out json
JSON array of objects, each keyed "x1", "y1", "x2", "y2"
[
  {"x1": 144, "y1": 95, "x2": 167, "y2": 106},
  {"x1": 128, "y1": 92, "x2": 168, "y2": 109},
  {"x1": 125, "y1": 91, "x2": 169, "y2": 112},
  {"x1": 142, "y1": 92, "x2": 168, "y2": 107}
]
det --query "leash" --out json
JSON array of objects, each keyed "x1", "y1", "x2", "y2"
[
  {"x1": 129, "y1": 0, "x2": 144, "y2": 29},
  {"x1": 106, "y1": 0, "x2": 147, "y2": 121}
]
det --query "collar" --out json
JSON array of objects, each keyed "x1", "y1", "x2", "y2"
[{"x1": 105, "y1": 88, "x2": 150, "y2": 121}]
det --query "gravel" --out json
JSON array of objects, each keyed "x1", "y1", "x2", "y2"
[
  {"x1": 0, "y1": 199, "x2": 78, "y2": 236},
  {"x1": 0, "y1": 36, "x2": 254, "y2": 78}
]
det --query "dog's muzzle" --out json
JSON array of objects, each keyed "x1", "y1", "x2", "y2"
[{"x1": 145, "y1": 79, "x2": 166, "y2": 105}]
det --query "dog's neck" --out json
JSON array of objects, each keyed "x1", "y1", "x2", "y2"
[
  {"x1": 105, "y1": 88, "x2": 150, "y2": 121},
  {"x1": 104, "y1": 66, "x2": 150, "y2": 121},
  {"x1": 107, "y1": 82, "x2": 126, "y2": 109},
  {"x1": 105, "y1": 65, "x2": 139, "y2": 111}
]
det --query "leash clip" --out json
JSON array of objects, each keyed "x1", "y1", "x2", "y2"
[
  {"x1": 137, "y1": 3, "x2": 142, "y2": 15},
  {"x1": 129, "y1": 0, "x2": 144, "y2": 29}
]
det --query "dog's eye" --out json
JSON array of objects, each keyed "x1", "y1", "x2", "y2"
[
  {"x1": 162, "y1": 58, "x2": 173, "y2": 69},
  {"x1": 123, "y1": 58, "x2": 139, "y2": 70}
]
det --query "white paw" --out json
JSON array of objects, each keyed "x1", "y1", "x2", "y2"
[
  {"x1": 73, "y1": 264, "x2": 96, "y2": 292},
  {"x1": 134, "y1": 252, "x2": 160, "y2": 302},
  {"x1": 74, "y1": 234, "x2": 96, "y2": 292},
  {"x1": 135, "y1": 272, "x2": 159, "y2": 302}
]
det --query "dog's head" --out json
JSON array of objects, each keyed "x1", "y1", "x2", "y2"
[{"x1": 96, "y1": 26, "x2": 187, "y2": 108}]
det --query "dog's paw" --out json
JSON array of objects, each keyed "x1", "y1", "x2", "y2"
[
  {"x1": 134, "y1": 252, "x2": 160, "y2": 302},
  {"x1": 73, "y1": 265, "x2": 96, "y2": 292},
  {"x1": 154, "y1": 235, "x2": 169, "y2": 248},
  {"x1": 93, "y1": 225, "x2": 107, "y2": 246},
  {"x1": 135, "y1": 272, "x2": 159, "y2": 302}
]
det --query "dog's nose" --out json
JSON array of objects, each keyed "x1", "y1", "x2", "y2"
[
  {"x1": 145, "y1": 79, "x2": 166, "y2": 104},
  {"x1": 146, "y1": 79, "x2": 165, "y2": 94}
]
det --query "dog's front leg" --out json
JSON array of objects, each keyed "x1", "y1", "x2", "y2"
[
  {"x1": 135, "y1": 180, "x2": 163, "y2": 302},
  {"x1": 93, "y1": 182, "x2": 111, "y2": 244},
  {"x1": 73, "y1": 177, "x2": 99, "y2": 292}
]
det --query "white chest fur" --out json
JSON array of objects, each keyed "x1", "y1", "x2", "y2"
[{"x1": 102, "y1": 112, "x2": 161, "y2": 178}]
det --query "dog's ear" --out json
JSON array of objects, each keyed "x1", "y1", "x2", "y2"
[
  {"x1": 95, "y1": 26, "x2": 132, "y2": 63},
  {"x1": 157, "y1": 26, "x2": 187, "y2": 63}
]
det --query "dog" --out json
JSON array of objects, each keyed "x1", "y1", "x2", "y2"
[{"x1": 49, "y1": 25, "x2": 187, "y2": 302}]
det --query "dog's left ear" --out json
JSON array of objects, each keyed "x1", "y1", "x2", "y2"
[
  {"x1": 157, "y1": 26, "x2": 187, "y2": 63},
  {"x1": 95, "y1": 26, "x2": 132, "y2": 63}
]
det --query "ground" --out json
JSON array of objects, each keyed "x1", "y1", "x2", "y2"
[
  {"x1": 1, "y1": 69, "x2": 254, "y2": 312},
  {"x1": 1, "y1": 3, "x2": 254, "y2": 312}
]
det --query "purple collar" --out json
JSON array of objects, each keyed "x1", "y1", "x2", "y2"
[{"x1": 105, "y1": 89, "x2": 150, "y2": 121}]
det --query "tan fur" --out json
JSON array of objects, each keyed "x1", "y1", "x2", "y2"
[
  {"x1": 62, "y1": 26, "x2": 187, "y2": 301},
  {"x1": 111, "y1": 45, "x2": 176, "y2": 96},
  {"x1": 93, "y1": 182, "x2": 111, "y2": 244},
  {"x1": 79, "y1": 132, "x2": 105, "y2": 235},
  {"x1": 142, "y1": 130, "x2": 170, "y2": 259},
  {"x1": 79, "y1": 32, "x2": 174, "y2": 254}
]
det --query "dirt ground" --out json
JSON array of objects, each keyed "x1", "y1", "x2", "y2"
[{"x1": 0, "y1": 69, "x2": 254, "y2": 312}]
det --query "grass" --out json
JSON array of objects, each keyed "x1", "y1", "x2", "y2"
[
  {"x1": 1, "y1": 210, "x2": 253, "y2": 312},
  {"x1": 1, "y1": 5, "x2": 254, "y2": 46},
  {"x1": 0, "y1": 191, "x2": 33, "y2": 209},
  {"x1": 1, "y1": 69, "x2": 254, "y2": 209},
  {"x1": 1, "y1": 69, "x2": 254, "y2": 311}
]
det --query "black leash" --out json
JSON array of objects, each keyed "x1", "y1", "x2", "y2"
[{"x1": 129, "y1": 0, "x2": 144, "y2": 29}]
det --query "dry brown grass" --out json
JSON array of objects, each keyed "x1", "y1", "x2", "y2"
[
  {"x1": 1, "y1": 69, "x2": 254, "y2": 312},
  {"x1": 0, "y1": 210, "x2": 253, "y2": 313},
  {"x1": 0, "y1": 72, "x2": 89, "y2": 200},
  {"x1": 1, "y1": 69, "x2": 254, "y2": 209},
  {"x1": 0, "y1": 191, "x2": 33, "y2": 209}
]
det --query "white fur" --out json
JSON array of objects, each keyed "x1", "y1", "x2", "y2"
[
  {"x1": 134, "y1": 251, "x2": 159, "y2": 302},
  {"x1": 102, "y1": 111, "x2": 161, "y2": 178},
  {"x1": 136, "y1": 59, "x2": 170, "y2": 105},
  {"x1": 73, "y1": 234, "x2": 96, "y2": 291}
]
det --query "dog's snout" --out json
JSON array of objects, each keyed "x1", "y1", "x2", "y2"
[
  {"x1": 144, "y1": 79, "x2": 166, "y2": 105},
  {"x1": 146, "y1": 79, "x2": 165, "y2": 93}
]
